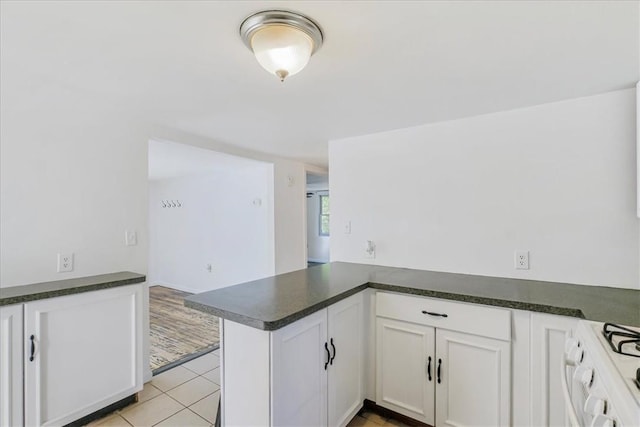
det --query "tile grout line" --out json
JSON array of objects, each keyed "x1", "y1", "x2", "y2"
[
  {"x1": 149, "y1": 393, "x2": 187, "y2": 427},
  {"x1": 184, "y1": 406, "x2": 214, "y2": 426}
]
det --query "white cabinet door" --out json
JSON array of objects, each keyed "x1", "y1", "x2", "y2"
[
  {"x1": 530, "y1": 313, "x2": 577, "y2": 427},
  {"x1": 435, "y1": 329, "x2": 510, "y2": 427},
  {"x1": 25, "y1": 285, "x2": 143, "y2": 426},
  {"x1": 271, "y1": 309, "x2": 328, "y2": 427},
  {"x1": 0, "y1": 304, "x2": 23, "y2": 427},
  {"x1": 328, "y1": 292, "x2": 364, "y2": 427},
  {"x1": 376, "y1": 317, "x2": 435, "y2": 425}
]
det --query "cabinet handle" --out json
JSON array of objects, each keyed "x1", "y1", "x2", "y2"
[
  {"x1": 427, "y1": 356, "x2": 432, "y2": 381},
  {"x1": 422, "y1": 310, "x2": 448, "y2": 318},
  {"x1": 330, "y1": 338, "x2": 336, "y2": 365},
  {"x1": 29, "y1": 334, "x2": 35, "y2": 362},
  {"x1": 437, "y1": 358, "x2": 442, "y2": 384},
  {"x1": 324, "y1": 342, "x2": 330, "y2": 370}
]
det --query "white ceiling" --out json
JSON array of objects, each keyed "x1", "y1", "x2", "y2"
[
  {"x1": 148, "y1": 139, "x2": 267, "y2": 181},
  {"x1": 1, "y1": 1, "x2": 638, "y2": 167}
]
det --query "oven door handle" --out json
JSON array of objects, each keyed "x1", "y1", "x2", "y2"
[{"x1": 560, "y1": 353, "x2": 581, "y2": 427}]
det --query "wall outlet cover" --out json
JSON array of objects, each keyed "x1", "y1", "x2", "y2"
[
  {"x1": 57, "y1": 253, "x2": 74, "y2": 272},
  {"x1": 515, "y1": 251, "x2": 529, "y2": 270}
]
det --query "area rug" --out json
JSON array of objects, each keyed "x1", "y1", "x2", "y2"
[{"x1": 149, "y1": 285, "x2": 220, "y2": 372}]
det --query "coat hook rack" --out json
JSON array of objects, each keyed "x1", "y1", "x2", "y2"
[{"x1": 161, "y1": 199, "x2": 182, "y2": 208}]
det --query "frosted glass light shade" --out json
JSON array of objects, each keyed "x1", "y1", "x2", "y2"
[
  {"x1": 251, "y1": 25, "x2": 314, "y2": 81},
  {"x1": 240, "y1": 10, "x2": 323, "y2": 82}
]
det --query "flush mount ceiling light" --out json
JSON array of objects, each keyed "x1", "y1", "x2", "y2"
[{"x1": 240, "y1": 10, "x2": 323, "y2": 82}]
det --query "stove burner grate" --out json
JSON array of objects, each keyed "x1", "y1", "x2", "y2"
[{"x1": 602, "y1": 323, "x2": 640, "y2": 358}]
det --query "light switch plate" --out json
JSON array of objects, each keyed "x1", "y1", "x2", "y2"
[{"x1": 125, "y1": 230, "x2": 137, "y2": 246}]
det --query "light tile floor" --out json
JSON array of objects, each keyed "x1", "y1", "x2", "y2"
[
  {"x1": 88, "y1": 347, "x2": 408, "y2": 427},
  {"x1": 87, "y1": 349, "x2": 221, "y2": 427},
  {"x1": 346, "y1": 410, "x2": 410, "y2": 427}
]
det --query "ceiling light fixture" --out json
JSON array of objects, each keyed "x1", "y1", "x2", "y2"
[{"x1": 240, "y1": 10, "x2": 323, "y2": 82}]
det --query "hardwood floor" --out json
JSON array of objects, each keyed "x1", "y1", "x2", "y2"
[{"x1": 149, "y1": 286, "x2": 220, "y2": 372}]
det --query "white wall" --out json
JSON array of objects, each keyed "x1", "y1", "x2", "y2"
[
  {"x1": 0, "y1": 109, "x2": 150, "y2": 287},
  {"x1": 148, "y1": 166, "x2": 274, "y2": 294},
  {"x1": 330, "y1": 89, "x2": 639, "y2": 289},
  {"x1": 0, "y1": 112, "x2": 309, "y2": 288},
  {"x1": 306, "y1": 190, "x2": 330, "y2": 263}
]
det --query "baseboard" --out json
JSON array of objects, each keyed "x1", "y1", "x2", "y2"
[
  {"x1": 63, "y1": 394, "x2": 137, "y2": 427},
  {"x1": 307, "y1": 258, "x2": 329, "y2": 263},
  {"x1": 362, "y1": 399, "x2": 431, "y2": 427},
  {"x1": 149, "y1": 281, "x2": 202, "y2": 295}
]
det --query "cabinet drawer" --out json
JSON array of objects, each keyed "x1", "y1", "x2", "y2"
[{"x1": 376, "y1": 292, "x2": 511, "y2": 341}]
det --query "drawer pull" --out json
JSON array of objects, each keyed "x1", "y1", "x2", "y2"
[
  {"x1": 427, "y1": 356, "x2": 432, "y2": 381},
  {"x1": 437, "y1": 358, "x2": 442, "y2": 384},
  {"x1": 29, "y1": 334, "x2": 35, "y2": 362},
  {"x1": 422, "y1": 310, "x2": 448, "y2": 318}
]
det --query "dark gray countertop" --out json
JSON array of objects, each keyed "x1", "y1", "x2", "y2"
[
  {"x1": 185, "y1": 262, "x2": 640, "y2": 330},
  {"x1": 0, "y1": 272, "x2": 146, "y2": 306}
]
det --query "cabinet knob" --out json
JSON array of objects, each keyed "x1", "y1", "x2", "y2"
[
  {"x1": 437, "y1": 358, "x2": 442, "y2": 384},
  {"x1": 427, "y1": 356, "x2": 432, "y2": 382}
]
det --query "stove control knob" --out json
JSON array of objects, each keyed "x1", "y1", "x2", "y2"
[
  {"x1": 584, "y1": 394, "x2": 607, "y2": 416},
  {"x1": 566, "y1": 345, "x2": 584, "y2": 366},
  {"x1": 590, "y1": 414, "x2": 615, "y2": 427},
  {"x1": 565, "y1": 338, "x2": 580, "y2": 353},
  {"x1": 574, "y1": 366, "x2": 594, "y2": 387}
]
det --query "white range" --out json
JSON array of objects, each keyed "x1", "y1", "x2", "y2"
[{"x1": 562, "y1": 320, "x2": 640, "y2": 427}]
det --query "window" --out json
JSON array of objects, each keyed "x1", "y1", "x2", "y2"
[{"x1": 319, "y1": 193, "x2": 330, "y2": 236}]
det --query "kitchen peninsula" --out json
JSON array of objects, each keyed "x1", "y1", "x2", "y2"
[{"x1": 185, "y1": 262, "x2": 639, "y2": 426}]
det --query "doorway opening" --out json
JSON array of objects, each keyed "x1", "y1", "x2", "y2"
[
  {"x1": 147, "y1": 139, "x2": 275, "y2": 373},
  {"x1": 306, "y1": 172, "x2": 329, "y2": 267}
]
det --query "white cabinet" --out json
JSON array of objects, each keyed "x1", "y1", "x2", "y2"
[
  {"x1": 271, "y1": 309, "x2": 328, "y2": 426},
  {"x1": 223, "y1": 291, "x2": 364, "y2": 427},
  {"x1": 24, "y1": 284, "x2": 143, "y2": 426},
  {"x1": 435, "y1": 329, "x2": 510, "y2": 427},
  {"x1": 271, "y1": 292, "x2": 364, "y2": 427},
  {"x1": 0, "y1": 304, "x2": 23, "y2": 427},
  {"x1": 376, "y1": 317, "x2": 435, "y2": 425},
  {"x1": 327, "y1": 295, "x2": 365, "y2": 427},
  {"x1": 530, "y1": 312, "x2": 578, "y2": 427},
  {"x1": 375, "y1": 292, "x2": 511, "y2": 426}
]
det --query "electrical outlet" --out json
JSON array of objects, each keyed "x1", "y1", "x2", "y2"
[
  {"x1": 57, "y1": 253, "x2": 74, "y2": 272},
  {"x1": 515, "y1": 251, "x2": 529, "y2": 270},
  {"x1": 344, "y1": 221, "x2": 351, "y2": 234},
  {"x1": 206, "y1": 263, "x2": 213, "y2": 273}
]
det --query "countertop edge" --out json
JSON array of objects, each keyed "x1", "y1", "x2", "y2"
[
  {"x1": 0, "y1": 273, "x2": 146, "y2": 306},
  {"x1": 184, "y1": 284, "x2": 370, "y2": 331},
  {"x1": 188, "y1": 280, "x2": 590, "y2": 331}
]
